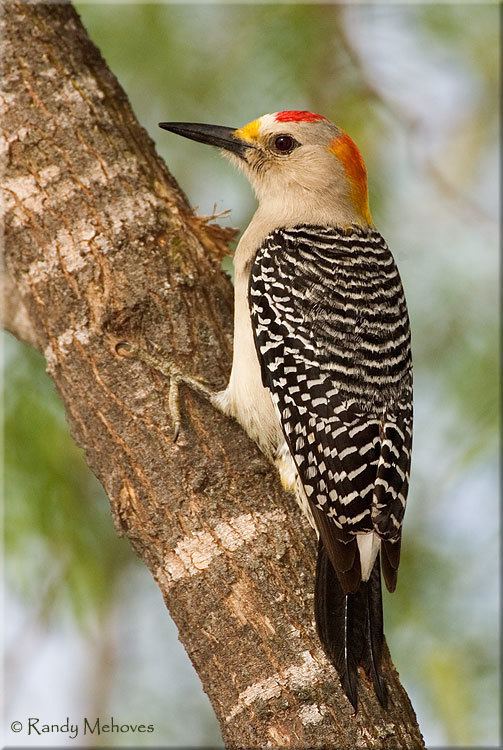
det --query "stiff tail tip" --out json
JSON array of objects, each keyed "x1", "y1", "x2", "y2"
[{"x1": 315, "y1": 540, "x2": 388, "y2": 710}]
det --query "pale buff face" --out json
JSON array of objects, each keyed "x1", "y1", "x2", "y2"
[{"x1": 222, "y1": 112, "x2": 372, "y2": 227}]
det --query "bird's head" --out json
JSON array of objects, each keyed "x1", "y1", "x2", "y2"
[{"x1": 160, "y1": 111, "x2": 372, "y2": 228}]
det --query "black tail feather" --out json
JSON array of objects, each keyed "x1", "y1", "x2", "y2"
[
  {"x1": 314, "y1": 540, "x2": 360, "y2": 708},
  {"x1": 315, "y1": 540, "x2": 387, "y2": 710},
  {"x1": 361, "y1": 553, "x2": 388, "y2": 707}
]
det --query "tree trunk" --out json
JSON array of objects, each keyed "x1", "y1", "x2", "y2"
[{"x1": 2, "y1": 3, "x2": 425, "y2": 748}]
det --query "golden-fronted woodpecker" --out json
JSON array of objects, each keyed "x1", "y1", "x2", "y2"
[{"x1": 156, "y1": 111, "x2": 413, "y2": 710}]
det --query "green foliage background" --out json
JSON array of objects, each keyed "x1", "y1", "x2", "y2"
[{"x1": 4, "y1": 4, "x2": 499, "y2": 747}]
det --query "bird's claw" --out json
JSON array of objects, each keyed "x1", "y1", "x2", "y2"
[{"x1": 115, "y1": 338, "x2": 216, "y2": 443}]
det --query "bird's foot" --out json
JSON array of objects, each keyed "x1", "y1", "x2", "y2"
[{"x1": 115, "y1": 340, "x2": 218, "y2": 443}]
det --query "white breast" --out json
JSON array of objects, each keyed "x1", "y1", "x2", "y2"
[{"x1": 215, "y1": 266, "x2": 284, "y2": 460}]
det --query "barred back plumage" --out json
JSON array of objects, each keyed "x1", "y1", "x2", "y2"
[
  {"x1": 248, "y1": 224, "x2": 413, "y2": 708},
  {"x1": 248, "y1": 224, "x2": 413, "y2": 587}
]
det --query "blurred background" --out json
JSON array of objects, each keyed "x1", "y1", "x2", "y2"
[{"x1": 3, "y1": 3, "x2": 499, "y2": 747}]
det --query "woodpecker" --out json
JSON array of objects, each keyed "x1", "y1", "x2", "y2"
[{"x1": 157, "y1": 111, "x2": 413, "y2": 710}]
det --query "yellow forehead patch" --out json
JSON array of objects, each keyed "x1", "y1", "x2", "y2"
[
  {"x1": 329, "y1": 133, "x2": 372, "y2": 225},
  {"x1": 234, "y1": 118, "x2": 261, "y2": 143}
]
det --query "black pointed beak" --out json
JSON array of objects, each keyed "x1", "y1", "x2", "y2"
[{"x1": 159, "y1": 122, "x2": 249, "y2": 158}]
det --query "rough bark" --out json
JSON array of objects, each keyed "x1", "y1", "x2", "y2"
[{"x1": 2, "y1": 4, "x2": 425, "y2": 748}]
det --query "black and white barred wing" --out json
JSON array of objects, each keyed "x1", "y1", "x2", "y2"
[{"x1": 248, "y1": 225, "x2": 412, "y2": 591}]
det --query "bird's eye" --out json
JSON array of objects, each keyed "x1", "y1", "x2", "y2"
[{"x1": 272, "y1": 134, "x2": 297, "y2": 154}]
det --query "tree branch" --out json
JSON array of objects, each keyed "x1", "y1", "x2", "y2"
[{"x1": 2, "y1": 3, "x2": 425, "y2": 747}]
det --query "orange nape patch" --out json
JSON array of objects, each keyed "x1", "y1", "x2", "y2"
[
  {"x1": 234, "y1": 118, "x2": 260, "y2": 143},
  {"x1": 329, "y1": 133, "x2": 372, "y2": 225}
]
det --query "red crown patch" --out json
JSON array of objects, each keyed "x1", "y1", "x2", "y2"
[{"x1": 275, "y1": 110, "x2": 327, "y2": 124}]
